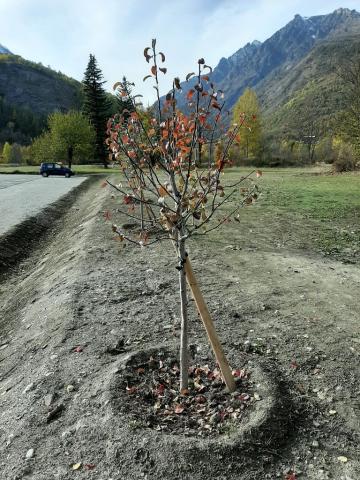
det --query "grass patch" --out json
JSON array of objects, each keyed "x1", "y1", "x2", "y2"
[
  {"x1": 0, "y1": 164, "x2": 113, "y2": 175},
  {"x1": 198, "y1": 166, "x2": 360, "y2": 262}
]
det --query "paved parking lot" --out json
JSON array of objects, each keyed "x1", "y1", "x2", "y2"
[{"x1": 0, "y1": 174, "x2": 86, "y2": 235}]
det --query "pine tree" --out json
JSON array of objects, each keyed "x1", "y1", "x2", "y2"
[
  {"x1": 116, "y1": 76, "x2": 134, "y2": 118},
  {"x1": 82, "y1": 54, "x2": 111, "y2": 167}
]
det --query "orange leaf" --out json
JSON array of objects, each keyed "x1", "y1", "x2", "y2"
[
  {"x1": 158, "y1": 186, "x2": 168, "y2": 197},
  {"x1": 151, "y1": 65, "x2": 157, "y2": 76},
  {"x1": 187, "y1": 89, "x2": 195, "y2": 100}
]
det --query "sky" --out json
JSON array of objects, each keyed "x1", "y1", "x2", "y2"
[{"x1": 1, "y1": 0, "x2": 359, "y2": 104}]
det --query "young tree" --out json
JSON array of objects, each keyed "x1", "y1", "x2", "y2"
[
  {"x1": 82, "y1": 54, "x2": 112, "y2": 167},
  {"x1": 2, "y1": 142, "x2": 12, "y2": 163},
  {"x1": 285, "y1": 99, "x2": 321, "y2": 163},
  {"x1": 232, "y1": 88, "x2": 262, "y2": 159},
  {"x1": 9, "y1": 143, "x2": 22, "y2": 164},
  {"x1": 106, "y1": 40, "x2": 260, "y2": 392},
  {"x1": 32, "y1": 111, "x2": 95, "y2": 166}
]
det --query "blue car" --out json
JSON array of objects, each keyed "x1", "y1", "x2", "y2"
[{"x1": 40, "y1": 163, "x2": 74, "y2": 178}]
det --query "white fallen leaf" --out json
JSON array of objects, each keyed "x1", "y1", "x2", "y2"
[{"x1": 337, "y1": 456, "x2": 348, "y2": 463}]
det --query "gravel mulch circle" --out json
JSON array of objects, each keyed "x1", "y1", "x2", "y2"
[{"x1": 119, "y1": 350, "x2": 257, "y2": 437}]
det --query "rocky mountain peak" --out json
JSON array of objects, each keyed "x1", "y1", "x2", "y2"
[{"x1": 0, "y1": 43, "x2": 12, "y2": 55}]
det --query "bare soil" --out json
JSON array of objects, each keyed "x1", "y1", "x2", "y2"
[{"x1": 0, "y1": 179, "x2": 359, "y2": 480}]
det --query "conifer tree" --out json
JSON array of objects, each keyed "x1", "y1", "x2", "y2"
[{"x1": 82, "y1": 54, "x2": 111, "y2": 167}]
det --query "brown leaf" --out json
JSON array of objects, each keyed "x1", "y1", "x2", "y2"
[
  {"x1": 174, "y1": 404, "x2": 185, "y2": 414},
  {"x1": 151, "y1": 65, "x2": 157, "y2": 76},
  {"x1": 159, "y1": 67, "x2": 167, "y2": 74},
  {"x1": 113, "y1": 81, "x2": 122, "y2": 91},
  {"x1": 159, "y1": 51, "x2": 166, "y2": 62}
]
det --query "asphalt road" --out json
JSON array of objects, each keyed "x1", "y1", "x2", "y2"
[{"x1": 0, "y1": 174, "x2": 86, "y2": 235}]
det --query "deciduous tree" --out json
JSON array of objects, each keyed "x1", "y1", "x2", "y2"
[
  {"x1": 232, "y1": 88, "x2": 262, "y2": 159},
  {"x1": 106, "y1": 40, "x2": 261, "y2": 392},
  {"x1": 32, "y1": 111, "x2": 95, "y2": 166}
]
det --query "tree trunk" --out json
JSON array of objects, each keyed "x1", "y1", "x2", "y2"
[{"x1": 178, "y1": 238, "x2": 189, "y2": 390}]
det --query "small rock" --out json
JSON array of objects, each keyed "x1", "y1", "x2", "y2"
[
  {"x1": 23, "y1": 383, "x2": 34, "y2": 394},
  {"x1": 66, "y1": 385, "x2": 75, "y2": 393},
  {"x1": 44, "y1": 394, "x2": 54, "y2": 407},
  {"x1": 337, "y1": 456, "x2": 348, "y2": 463},
  {"x1": 26, "y1": 449, "x2": 34, "y2": 459},
  {"x1": 312, "y1": 440, "x2": 319, "y2": 448}
]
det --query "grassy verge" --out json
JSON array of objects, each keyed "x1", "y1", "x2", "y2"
[
  {"x1": 199, "y1": 166, "x2": 360, "y2": 263},
  {"x1": 0, "y1": 164, "x2": 113, "y2": 175}
]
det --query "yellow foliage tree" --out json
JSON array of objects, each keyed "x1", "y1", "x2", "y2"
[{"x1": 232, "y1": 88, "x2": 262, "y2": 159}]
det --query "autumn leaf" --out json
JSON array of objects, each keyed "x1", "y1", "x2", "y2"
[
  {"x1": 187, "y1": 89, "x2": 195, "y2": 100},
  {"x1": 151, "y1": 65, "x2": 157, "y2": 76},
  {"x1": 158, "y1": 186, "x2": 169, "y2": 197},
  {"x1": 159, "y1": 67, "x2": 167, "y2": 74},
  {"x1": 174, "y1": 404, "x2": 185, "y2": 414},
  {"x1": 113, "y1": 81, "x2": 122, "y2": 91},
  {"x1": 159, "y1": 51, "x2": 166, "y2": 62}
]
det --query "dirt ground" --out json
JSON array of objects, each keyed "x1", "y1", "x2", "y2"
[{"x1": 0, "y1": 178, "x2": 359, "y2": 480}]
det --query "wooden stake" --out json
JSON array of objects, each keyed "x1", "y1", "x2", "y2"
[{"x1": 184, "y1": 257, "x2": 236, "y2": 392}]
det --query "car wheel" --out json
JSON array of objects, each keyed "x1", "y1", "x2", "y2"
[
  {"x1": 42, "y1": 172, "x2": 49, "y2": 177},
  {"x1": 65, "y1": 172, "x2": 70, "y2": 178}
]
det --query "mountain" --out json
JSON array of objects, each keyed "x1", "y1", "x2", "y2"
[
  {"x1": 0, "y1": 44, "x2": 12, "y2": 54},
  {"x1": 171, "y1": 8, "x2": 360, "y2": 137},
  {"x1": 0, "y1": 51, "x2": 83, "y2": 144},
  {"x1": 0, "y1": 54, "x2": 83, "y2": 116}
]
